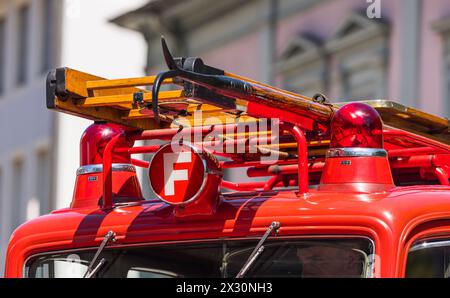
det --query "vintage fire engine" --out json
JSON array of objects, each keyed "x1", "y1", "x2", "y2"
[{"x1": 4, "y1": 39, "x2": 450, "y2": 278}]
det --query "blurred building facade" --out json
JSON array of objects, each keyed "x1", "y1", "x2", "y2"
[
  {"x1": 0, "y1": 0, "x2": 61, "y2": 275},
  {"x1": 113, "y1": 0, "x2": 450, "y2": 117},
  {"x1": 2, "y1": 0, "x2": 450, "y2": 277},
  {"x1": 0, "y1": 0, "x2": 147, "y2": 275}
]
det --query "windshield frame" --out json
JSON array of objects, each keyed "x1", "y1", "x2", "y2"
[{"x1": 23, "y1": 235, "x2": 375, "y2": 278}]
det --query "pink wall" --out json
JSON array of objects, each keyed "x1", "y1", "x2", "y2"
[
  {"x1": 163, "y1": 0, "x2": 450, "y2": 117},
  {"x1": 197, "y1": 0, "x2": 405, "y2": 100},
  {"x1": 386, "y1": 0, "x2": 401, "y2": 101},
  {"x1": 419, "y1": 0, "x2": 450, "y2": 115},
  {"x1": 276, "y1": 0, "x2": 401, "y2": 100},
  {"x1": 277, "y1": 0, "x2": 370, "y2": 52},
  {"x1": 200, "y1": 32, "x2": 261, "y2": 80}
]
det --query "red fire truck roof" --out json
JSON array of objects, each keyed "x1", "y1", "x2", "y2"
[{"x1": 6, "y1": 185, "x2": 450, "y2": 277}]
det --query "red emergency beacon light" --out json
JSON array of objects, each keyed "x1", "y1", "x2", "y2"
[
  {"x1": 320, "y1": 102, "x2": 394, "y2": 191},
  {"x1": 149, "y1": 142, "x2": 223, "y2": 216},
  {"x1": 72, "y1": 122, "x2": 144, "y2": 208},
  {"x1": 330, "y1": 102, "x2": 384, "y2": 149}
]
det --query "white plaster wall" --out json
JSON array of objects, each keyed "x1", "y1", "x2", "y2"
[
  {"x1": 0, "y1": 0, "x2": 55, "y2": 276},
  {"x1": 55, "y1": 0, "x2": 148, "y2": 209}
]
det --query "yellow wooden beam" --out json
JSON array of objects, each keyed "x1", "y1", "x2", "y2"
[
  {"x1": 53, "y1": 96, "x2": 161, "y2": 130},
  {"x1": 186, "y1": 104, "x2": 223, "y2": 113},
  {"x1": 86, "y1": 76, "x2": 175, "y2": 90},
  {"x1": 80, "y1": 90, "x2": 185, "y2": 107}
]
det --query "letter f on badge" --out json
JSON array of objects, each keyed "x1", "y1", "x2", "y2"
[{"x1": 163, "y1": 152, "x2": 192, "y2": 196}]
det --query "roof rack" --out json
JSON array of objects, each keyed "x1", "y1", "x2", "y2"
[
  {"x1": 47, "y1": 68, "x2": 450, "y2": 144},
  {"x1": 46, "y1": 61, "x2": 449, "y2": 146},
  {"x1": 46, "y1": 39, "x2": 450, "y2": 204}
]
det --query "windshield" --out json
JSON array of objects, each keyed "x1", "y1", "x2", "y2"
[{"x1": 25, "y1": 238, "x2": 373, "y2": 278}]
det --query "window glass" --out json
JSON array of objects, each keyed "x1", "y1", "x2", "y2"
[
  {"x1": 11, "y1": 159, "x2": 24, "y2": 229},
  {"x1": 25, "y1": 238, "x2": 373, "y2": 278},
  {"x1": 17, "y1": 4, "x2": 30, "y2": 86},
  {"x1": 36, "y1": 150, "x2": 51, "y2": 214},
  {"x1": 0, "y1": 18, "x2": 5, "y2": 94},
  {"x1": 0, "y1": 166, "x2": 3, "y2": 242},
  {"x1": 41, "y1": 0, "x2": 55, "y2": 73},
  {"x1": 406, "y1": 240, "x2": 450, "y2": 278}
]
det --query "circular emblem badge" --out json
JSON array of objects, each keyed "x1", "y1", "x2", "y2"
[{"x1": 149, "y1": 143, "x2": 206, "y2": 205}]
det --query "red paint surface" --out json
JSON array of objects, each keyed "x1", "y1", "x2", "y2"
[
  {"x1": 321, "y1": 157, "x2": 393, "y2": 185},
  {"x1": 72, "y1": 171, "x2": 143, "y2": 209}
]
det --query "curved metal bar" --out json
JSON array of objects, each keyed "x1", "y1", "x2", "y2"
[
  {"x1": 131, "y1": 158, "x2": 150, "y2": 168},
  {"x1": 433, "y1": 167, "x2": 449, "y2": 186},
  {"x1": 263, "y1": 175, "x2": 280, "y2": 191},
  {"x1": 102, "y1": 134, "x2": 124, "y2": 209},
  {"x1": 221, "y1": 181, "x2": 266, "y2": 191},
  {"x1": 281, "y1": 123, "x2": 309, "y2": 194},
  {"x1": 152, "y1": 70, "x2": 178, "y2": 125}
]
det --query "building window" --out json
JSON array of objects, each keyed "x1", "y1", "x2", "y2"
[
  {"x1": 0, "y1": 18, "x2": 5, "y2": 95},
  {"x1": 11, "y1": 158, "x2": 24, "y2": 229},
  {"x1": 36, "y1": 150, "x2": 50, "y2": 214},
  {"x1": 0, "y1": 166, "x2": 3, "y2": 245},
  {"x1": 325, "y1": 13, "x2": 389, "y2": 102},
  {"x1": 0, "y1": 166, "x2": 2, "y2": 197},
  {"x1": 276, "y1": 34, "x2": 326, "y2": 97},
  {"x1": 41, "y1": 0, "x2": 55, "y2": 73},
  {"x1": 277, "y1": 13, "x2": 388, "y2": 102},
  {"x1": 16, "y1": 4, "x2": 30, "y2": 86},
  {"x1": 0, "y1": 166, "x2": 3, "y2": 214},
  {"x1": 432, "y1": 18, "x2": 450, "y2": 116}
]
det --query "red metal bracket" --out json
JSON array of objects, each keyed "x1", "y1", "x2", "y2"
[
  {"x1": 102, "y1": 134, "x2": 124, "y2": 209},
  {"x1": 280, "y1": 123, "x2": 309, "y2": 194}
]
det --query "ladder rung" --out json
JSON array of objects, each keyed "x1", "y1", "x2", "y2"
[
  {"x1": 186, "y1": 104, "x2": 223, "y2": 113},
  {"x1": 123, "y1": 109, "x2": 155, "y2": 120},
  {"x1": 170, "y1": 114, "x2": 259, "y2": 127},
  {"x1": 80, "y1": 90, "x2": 185, "y2": 107},
  {"x1": 123, "y1": 109, "x2": 173, "y2": 121},
  {"x1": 86, "y1": 76, "x2": 174, "y2": 90}
]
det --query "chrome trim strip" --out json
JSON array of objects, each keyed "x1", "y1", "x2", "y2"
[
  {"x1": 76, "y1": 164, "x2": 136, "y2": 176},
  {"x1": 409, "y1": 240, "x2": 450, "y2": 252},
  {"x1": 326, "y1": 148, "x2": 387, "y2": 158}
]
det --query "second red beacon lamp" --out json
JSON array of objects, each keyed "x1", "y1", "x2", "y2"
[{"x1": 320, "y1": 102, "x2": 394, "y2": 191}]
